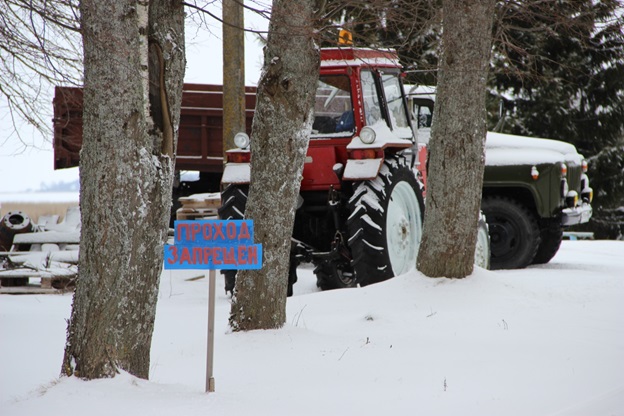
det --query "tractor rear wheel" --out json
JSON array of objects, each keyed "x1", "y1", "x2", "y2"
[
  {"x1": 347, "y1": 155, "x2": 424, "y2": 286},
  {"x1": 218, "y1": 184, "x2": 248, "y2": 294}
]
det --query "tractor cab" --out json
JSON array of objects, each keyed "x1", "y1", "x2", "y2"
[{"x1": 223, "y1": 47, "x2": 418, "y2": 191}]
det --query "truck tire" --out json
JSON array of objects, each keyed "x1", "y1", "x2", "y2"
[
  {"x1": 532, "y1": 219, "x2": 563, "y2": 265},
  {"x1": 481, "y1": 196, "x2": 540, "y2": 270},
  {"x1": 474, "y1": 213, "x2": 491, "y2": 269},
  {"x1": 347, "y1": 155, "x2": 424, "y2": 286},
  {"x1": 218, "y1": 184, "x2": 248, "y2": 294}
]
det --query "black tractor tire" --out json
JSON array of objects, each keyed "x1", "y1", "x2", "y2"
[
  {"x1": 532, "y1": 219, "x2": 563, "y2": 265},
  {"x1": 347, "y1": 155, "x2": 425, "y2": 286},
  {"x1": 218, "y1": 184, "x2": 249, "y2": 221},
  {"x1": 218, "y1": 184, "x2": 248, "y2": 294},
  {"x1": 481, "y1": 196, "x2": 540, "y2": 270}
]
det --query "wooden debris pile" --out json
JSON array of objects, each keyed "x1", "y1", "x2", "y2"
[{"x1": 0, "y1": 207, "x2": 80, "y2": 294}]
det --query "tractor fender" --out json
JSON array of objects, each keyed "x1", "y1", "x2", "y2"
[
  {"x1": 221, "y1": 163, "x2": 250, "y2": 185},
  {"x1": 342, "y1": 158, "x2": 384, "y2": 181}
]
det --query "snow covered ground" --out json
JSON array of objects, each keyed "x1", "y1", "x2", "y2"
[
  {"x1": 1, "y1": 240, "x2": 623, "y2": 416},
  {"x1": 0, "y1": 192, "x2": 79, "y2": 203}
]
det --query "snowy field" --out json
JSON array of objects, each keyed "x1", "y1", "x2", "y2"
[{"x1": 1, "y1": 240, "x2": 623, "y2": 416}]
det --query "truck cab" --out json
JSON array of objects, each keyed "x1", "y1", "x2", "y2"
[{"x1": 405, "y1": 84, "x2": 593, "y2": 269}]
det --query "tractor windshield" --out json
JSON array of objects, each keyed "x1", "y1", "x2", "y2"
[{"x1": 311, "y1": 75, "x2": 354, "y2": 138}]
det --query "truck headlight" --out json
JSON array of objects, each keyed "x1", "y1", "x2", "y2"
[
  {"x1": 582, "y1": 187, "x2": 593, "y2": 203},
  {"x1": 566, "y1": 190, "x2": 578, "y2": 208},
  {"x1": 234, "y1": 132, "x2": 250, "y2": 149}
]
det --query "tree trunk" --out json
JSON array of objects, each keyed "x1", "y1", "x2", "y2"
[
  {"x1": 229, "y1": 0, "x2": 319, "y2": 331},
  {"x1": 417, "y1": 0, "x2": 495, "y2": 278},
  {"x1": 62, "y1": 0, "x2": 185, "y2": 379}
]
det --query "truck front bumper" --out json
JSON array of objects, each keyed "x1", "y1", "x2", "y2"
[{"x1": 562, "y1": 203, "x2": 592, "y2": 226}]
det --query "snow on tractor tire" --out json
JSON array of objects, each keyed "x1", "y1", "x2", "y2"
[{"x1": 347, "y1": 154, "x2": 424, "y2": 286}]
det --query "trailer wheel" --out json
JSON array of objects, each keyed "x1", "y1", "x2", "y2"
[
  {"x1": 218, "y1": 184, "x2": 248, "y2": 294},
  {"x1": 532, "y1": 219, "x2": 563, "y2": 265},
  {"x1": 481, "y1": 196, "x2": 540, "y2": 270},
  {"x1": 473, "y1": 212, "x2": 491, "y2": 269},
  {"x1": 347, "y1": 155, "x2": 424, "y2": 286}
]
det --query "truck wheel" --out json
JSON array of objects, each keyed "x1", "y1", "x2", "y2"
[
  {"x1": 474, "y1": 213, "x2": 491, "y2": 269},
  {"x1": 532, "y1": 219, "x2": 563, "y2": 264},
  {"x1": 218, "y1": 184, "x2": 248, "y2": 294},
  {"x1": 347, "y1": 155, "x2": 425, "y2": 286},
  {"x1": 481, "y1": 196, "x2": 540, "y2": 270}
]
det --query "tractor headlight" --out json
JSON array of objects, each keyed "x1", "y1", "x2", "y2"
[
  {"x1": 234, "y1": 132, "x2": 250, "y2": 149},
  {"x1": 359, "y1": 126, "x2": 376, "y2": 145}
]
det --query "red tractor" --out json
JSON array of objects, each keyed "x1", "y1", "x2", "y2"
[{"x1": 219, "y1": 47, "x2": 489, "y2": 294}]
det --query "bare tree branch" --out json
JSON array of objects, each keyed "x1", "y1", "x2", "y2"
[{"x1": 0, "y1": 0, "x2": 82, "y2": 146}]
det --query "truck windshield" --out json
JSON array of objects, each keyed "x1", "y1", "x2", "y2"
[{"x1": 311, "y1": 75, "x2": 354, "y2": 138}]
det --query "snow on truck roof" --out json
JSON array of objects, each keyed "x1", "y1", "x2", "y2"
[
  {"x1": 320, "y1": 47, "x2": 400, "y2": 68},
  {"x1": 486, "y1": 132, "x2": 584, "y2": 166},
  {"x1": 407, "y1": 85, "x2": 585, "y2": 166},
  {"x1": 417, "y1": 128, "x2": 583, "y2": 167}
]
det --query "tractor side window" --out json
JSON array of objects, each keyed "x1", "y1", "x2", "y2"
[
  {"x1": 311, "y1": 75, "x2": 354, "y2": 137},
  {"x1": 361, "y1": 70, "x2": 382, "y2": 126},
  {"x1": 381, "y1": 73, "x2": 409, "y2": 130}
]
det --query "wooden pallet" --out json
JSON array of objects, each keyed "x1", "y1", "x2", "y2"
[
  {"x1": 176, "y1": 193, "x2": 222, "y2": 220},
  {"x1": 0, "y1": 267, "x2": 77, "y2": 294},
  {"x1": 0, "y1": 285, "x2": 61, "y2": 295}
]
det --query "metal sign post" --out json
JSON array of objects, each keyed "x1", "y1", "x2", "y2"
[
  {"x1": 206, "y1": 269, "x2": 216, "y2": 392},
  {"x1": 163, "y1": 220, "x2": 262, "y2": 394}
]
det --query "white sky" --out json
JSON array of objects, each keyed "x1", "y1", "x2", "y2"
[{"x1": 0, "y1": 4, "x2": 267, "y2": 194}]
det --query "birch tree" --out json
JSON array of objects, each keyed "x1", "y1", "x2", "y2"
[{"x1": 62, "y1": 0, "x2": 185, "y2": 379}]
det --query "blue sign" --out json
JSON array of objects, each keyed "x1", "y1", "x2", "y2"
[{"x1": 164, "y1": 220, "x2": 262, "y2": 270}]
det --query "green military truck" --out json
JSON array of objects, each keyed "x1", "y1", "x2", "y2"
[{"x1": 406, "y1": 85, "x2": 593, "y2": 270}]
